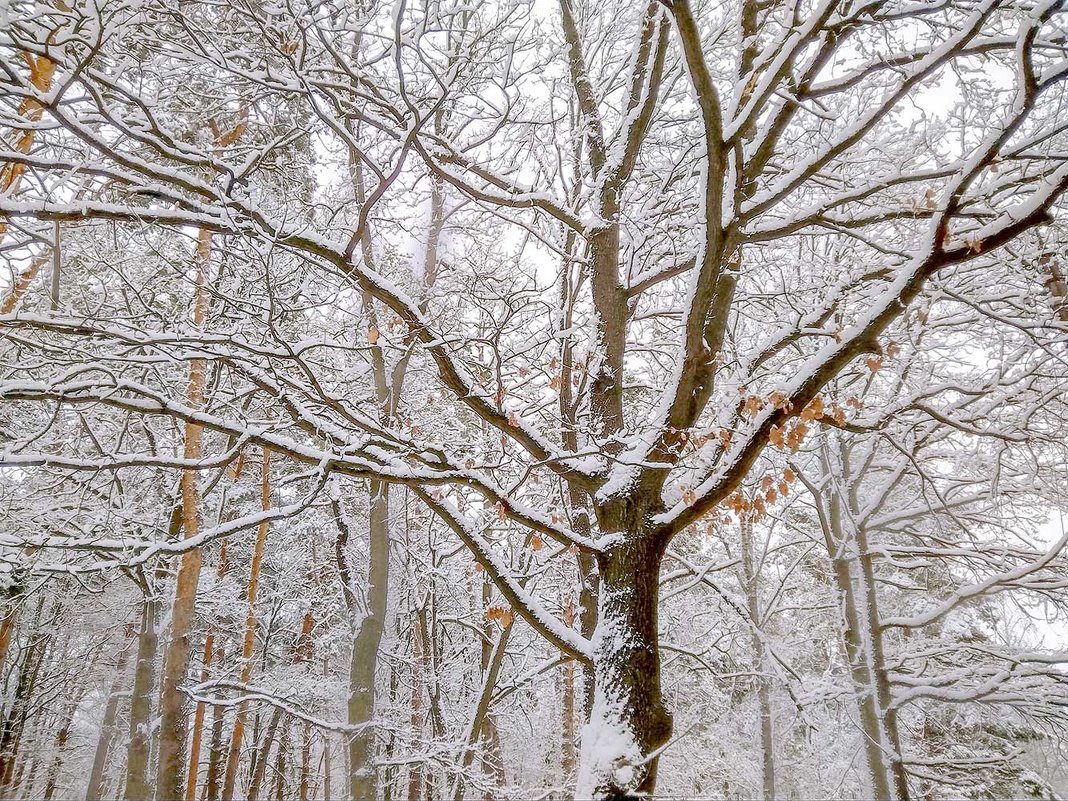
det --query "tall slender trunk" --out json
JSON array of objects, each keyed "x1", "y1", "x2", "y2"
[
  {"x1": 155, "y1": 226, "x2": 214, "y2": 801},
  {"x1": 221, "y1": 448, "x2": 272, "y2": 801},
  {"x1": 85, "y1": 624, "x2": 136, "y2": 801},
  {"x1": 576, "y1": 536, "x2": 671, "y2": 800},
  {"x1": 561, "y1": 585, "x2": 577, "y2": 780},
  {"x1": 42, "y1": 698, "x2": 77, "y2": 801},
  {"x1": 247, "y1": 706, "x2": 283, "y2": 801},
  {"x1": 298, "y1": 723, "x2": 312, "y2": 801},
  {"x1": 348, "y1": 479, "x2": 390, "y2": 801},
  {"x1": 740, "y1": 518, "x2": 776, "y2": 800},
  {"x1": 854, "y1": 521, "x2": 909, "y2": 801},
  {"x1": 322, "y1": 732, "x2": 331, "y2": 801},
  {"x1": 818, "y1": 463, "x2": 908, "y2": 801},
  {"x1": 184, "y1": 632, "x2": 214, "y2": 800},
  {"x1": 188, "y1": 545, "x2": 229, "y2": 801},
  {"x1": 125, "y1": 593, "x2": 161, "y2": 801},
  {"x1": 406, "y1": 616, "x2": 426, "y2": 801},
  {"x1": 203, "y1": 642, "x2": 227, "y2": 801},
  {"x1": 0, "y1": 595, "x2": 47, "y2": 793},
  {"x1": 269, "y1": 726, "x2": 288, "y2": 801},
  {"x1": 452, "y1": 621, "x2": 513, "y2": 801}
]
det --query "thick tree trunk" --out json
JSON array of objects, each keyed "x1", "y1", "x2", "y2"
[
  {"x1": 156, "y1": 546, "x2": 204, "y2": 801},
  {"x1": 125, "y1": 594, "x2": 160, "y2": 801},
  {"x1": 576, "y1": 537, "x2": 671, "y2": 799},
  {"x1": 347, "y1": 479, "x2": 390, "y2": 801}
]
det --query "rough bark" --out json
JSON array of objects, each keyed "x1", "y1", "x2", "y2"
[{"x1": 576, "y1": 535, "x2": 671, "y2": 800}]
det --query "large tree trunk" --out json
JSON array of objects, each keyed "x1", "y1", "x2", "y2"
[
  {"x1": 347, "y1": 479, "x2": 390, "y2": 801},
  {"x1": 155, "y1": 545, "x2": 204, "y2": 801},
  {"x1": 575, "y1": 537, "x2": 671, "y2": 799}
]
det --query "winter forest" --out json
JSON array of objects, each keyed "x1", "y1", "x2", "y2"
[{"x1": 3, "y1": 0, "x2": 1068, "y2": 799}]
